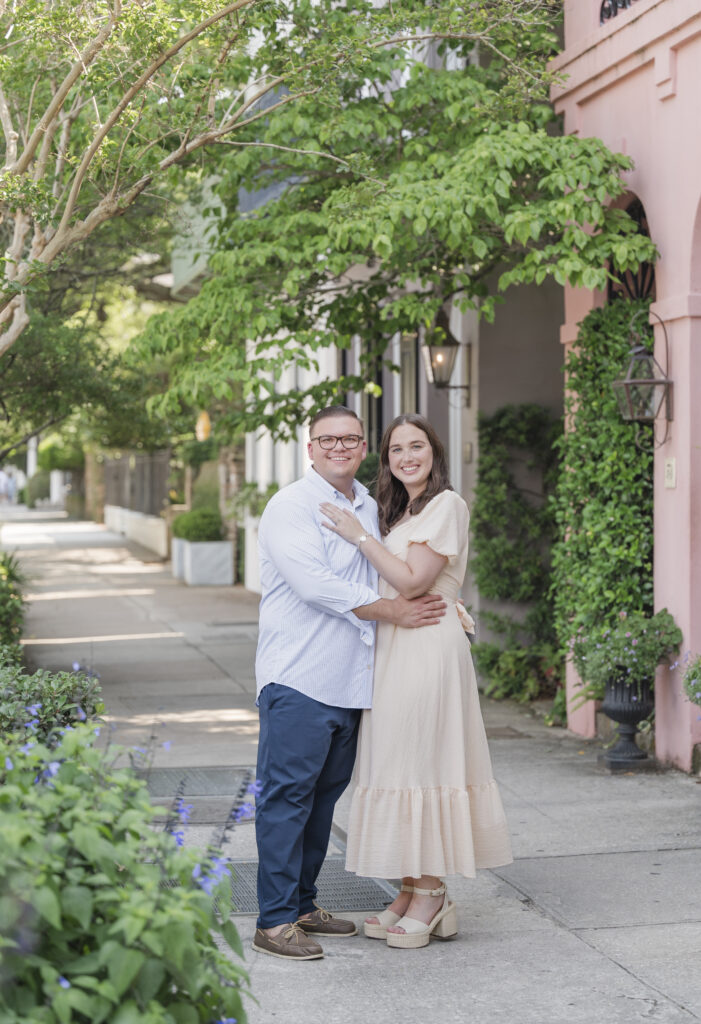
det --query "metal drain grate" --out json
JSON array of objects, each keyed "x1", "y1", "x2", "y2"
[
  {"x1": 228, "y1": 858, "x2": 397, "y2": 916},
  {"x1": 137, "y1": 766, "x2": 255, "y2": 798}
]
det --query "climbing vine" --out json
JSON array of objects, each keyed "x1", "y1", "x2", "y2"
[
  {"x1": 550, "y1": 299, "x2": 653, "y2": 657},
  {"x1": 470, "y1": 404, "x2": 563, "y2": 702}
]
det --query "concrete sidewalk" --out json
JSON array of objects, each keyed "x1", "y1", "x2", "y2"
[{"x1": 6, "y1": 509, "x2": 701, "y2": 1024}]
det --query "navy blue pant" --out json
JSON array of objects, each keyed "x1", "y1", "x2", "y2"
[{"x1": 255, "y1": 683, "x2": 360, "y2": 929}]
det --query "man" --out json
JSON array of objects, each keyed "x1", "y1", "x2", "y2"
[{"x1": 252, "y1": 405, "x2": 446, "y2": 961}]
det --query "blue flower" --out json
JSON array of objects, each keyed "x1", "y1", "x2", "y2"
[
  {"x1": 175, "y1": 799, "x2": 193, "y2": 824},
  {"x1": 246, "y1": 779, "x2": 263, "y2": 797},
  {"x1": 4, "y1": 756, "x2": 13, "y2": 770},
  {"x1": 172, "y1": 830, "x2": 185, "y2": 847},
  {"x1": 234, "y1": 802, "x2": 254, "y2": 822},
  {"x1": 19, "y1": 742, "x2": 34, "y2": 754},
  {"x1": 72, "y1": 662, "x2": 81, "y2": 672},
  {"x1": 58, "y1": 976, "x2": 70, "y2": 989},
  {"x1": 25, "y1": 702, "x2": 42, "y2": 715},
  {"x1": 192, "y1": 863, "x2": 202, "y2": 880},
  {"x1": 216, "y1": 1018, "x2": 237, "y2": 1023},
  {"x1": 75, "y1": 706, "x2": 87, "y2": 721},
  {"x1": 162, "y1": 740, "x2": 171, "y2": 751},
  {"x1": 47, "y1": 762, "x2": 61, "y2": 777}
]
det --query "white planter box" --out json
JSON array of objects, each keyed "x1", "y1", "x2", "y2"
[
  {"x1": 171, "y1": 537, "x2": 186, "y2": 579},
  {"x1": 183, "y1": 540, "x2": 234, "y2": 586}
]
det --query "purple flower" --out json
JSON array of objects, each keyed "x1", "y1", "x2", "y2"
[
  {"x1": 72, "y1": 662, "x2": 81, "y2": 672},
  {"x1": 175, "y1": 800, "x2": 193, "y2": 824},
  {"x1": 93, "y1": 727, "x2": 100, "y2": 737},
  {"x1": 25, "y1": 703, "x2": 42, "y2": 715},
  {"x1": 75, "y1": 706, "x2": 87, "y2": 722},
  {"x1": 47, "y1": 762, "x2": 61, "y2": 777},
  {"x1": 162, "y1": 740, "x2": 171, "y2": 751},
  {"x1": 192, "y1": 863, "x2": 202, "y2": 880},
  {"x1": 4, "y1": 756, "x2": 13, "y2": 770},
  {"x1": 19, "y1": 742, "x2": 34, "y2": 753},
  {"x1": 234, "y1": 802, "x2": 255, "y2": 822},
  {"x1": 172, "y1": 830, "x2": 185, "y2": 847},
  {"x1": 58, "y1": 977, "x2": 70, "y2": 989},
  {"x1": 246, "y1": 779, "x2": 263, "y2": 797}
]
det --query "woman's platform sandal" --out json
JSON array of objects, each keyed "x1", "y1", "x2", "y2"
[
  {"x1": 363, "y1": 884, "x2": 415, "y2": 939},
  {"x1": 385, "y1": 883, "x2": 457, "y2": 949}
]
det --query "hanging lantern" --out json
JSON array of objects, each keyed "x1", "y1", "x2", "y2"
[
  {"x1": 421, "y1": 330, "x2": 460, "y2": 388},
  {"x1": 611, "y1": 310, "x2": 672, "y2": 425}
]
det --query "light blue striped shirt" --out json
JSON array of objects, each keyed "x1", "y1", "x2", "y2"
[{"x1": 255, "y1": 467, "x2": 381, "y2": 709}]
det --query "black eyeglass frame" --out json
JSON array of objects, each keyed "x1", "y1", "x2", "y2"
[{"x1": 309, "y1": 434, "x2": 365, "y2": 450}]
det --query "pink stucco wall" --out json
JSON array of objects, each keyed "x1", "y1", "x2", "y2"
[{"x1": 552, "y1": 0, "x2": 701, "y2": 769}]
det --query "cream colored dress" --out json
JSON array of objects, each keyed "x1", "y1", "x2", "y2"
[{"x1": 345, "y1": 490, "x2": 513, "y2": 879}]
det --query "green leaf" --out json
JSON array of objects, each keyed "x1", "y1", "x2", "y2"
[
  {"x1": 107, "y1": 947, "x2": 146, "y2": 997},
  {"x1": 33, "y1": 886, "x2": 61, "y2": 929},
  {"x1": 221, "y1": 918, "x2": 244, "y2": 958},
  {"x1": 135, "y1": 958, "x2": 166, "y2": 1003},
  {"x1": 111, "y1": 1000, "x2": 143, "y2": 1024},
  {"x1": 62, "y1": 884, "x2": 93, "y2": 930}
]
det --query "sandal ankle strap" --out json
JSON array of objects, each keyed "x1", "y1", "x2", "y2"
[
  {"x1": 411, "y1": 884, "x2": 446, "y2": 897},
  {"x1": 399, "y1": 884, "x2": 415, "y2": 894}
]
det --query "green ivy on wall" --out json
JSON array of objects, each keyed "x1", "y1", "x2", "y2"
[
  {"x1": 550, "y1": 299, "x2": 654, "y2": 686},
  {"x1": 470, "y1": 404, "x2": 563, "y2": 702}
]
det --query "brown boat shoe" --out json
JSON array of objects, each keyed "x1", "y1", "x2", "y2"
[
  {"x1": 252, "y1": 922, "x2": 324, "y2": 960},
  {"x1": 297, "y1": 903, "x2": 358, "y2": 937}
]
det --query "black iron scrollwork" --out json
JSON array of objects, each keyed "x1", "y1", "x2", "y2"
[{"x1": 600, "y1": 0, "x2": 637, "y2": 26}]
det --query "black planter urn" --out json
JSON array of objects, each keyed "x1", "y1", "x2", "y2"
[{"x1": 601, "y1": 674, "x2": 655, "y2": 768}]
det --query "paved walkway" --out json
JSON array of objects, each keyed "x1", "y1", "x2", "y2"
[{"x1": 5, "y1": 508, "x2": 701, "y2": 1024}]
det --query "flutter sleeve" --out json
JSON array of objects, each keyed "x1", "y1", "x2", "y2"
[{"x1": 404, "y1": 490, "x2": 469, "y2": 562}]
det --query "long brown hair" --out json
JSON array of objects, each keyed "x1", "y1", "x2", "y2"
[{"x1": 376, "y1": 414, "x2": 452, "y2": 536}]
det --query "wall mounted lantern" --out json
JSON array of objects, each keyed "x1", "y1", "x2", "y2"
[
  {"x1": 420, "y1": 310, "x2": 471, "y2": 406},
  {"x1": 611, "y1": 309, "x2": 672, "y2": 445}
]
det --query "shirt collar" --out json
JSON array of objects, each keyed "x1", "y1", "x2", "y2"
[{"x1": 305, "y1": 466, "x2": 368, "y2": 507}]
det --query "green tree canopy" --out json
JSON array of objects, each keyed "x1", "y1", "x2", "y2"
[
  {"x1": 132, "y1": 18, "x2": 656, "y2": 441},
  {"x1": 0, "y1": 0, "x2": 555, "y2": 355}
]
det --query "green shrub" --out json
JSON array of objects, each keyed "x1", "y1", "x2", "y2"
[
  {"x1": 550, "y1": 299, "x2": 653, "y2": 648},
  {"x1": 37, "y1": 439, "x2": 85, "y2": 472},
  {"x1": 0, "y1": 661, "x2": 104, "y2": 746},
  {"x1": 0, "y1": 552, "x2": 24, "y2": 653},
  {"x1": 228, "y1": 482, "x2": 278, "y2": 521},
  {"x1": 172, "y1": 509, "x2": 225, "y2": 542},
  {"x1": 191, "y1": 461, "x2": 220, "y2": 512},
  {"x1": 180, "y1": 439, "x2": 219, "y2": 470},
  {"x1": 0, "y1": 727, "x2": 248, "y2": 1024},
  {"x1": 470, "y1": 404, "x2": 563, "y2": 702},
  {"x1": 27, "y1": 471, "x2": 51, "y2": 508}
]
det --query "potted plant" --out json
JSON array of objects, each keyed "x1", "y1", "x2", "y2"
[
  {"x1": 571, "y1": 609, "x2": 682, "y2": 767},
  {"x1": 682, "y1": 655, "x2": 701, "y2": 707},
  {"x1": 171, "y1": 508, "x2": 233, "y2": 586}
]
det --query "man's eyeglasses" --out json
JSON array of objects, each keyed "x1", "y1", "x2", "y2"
[{"x1": 310, "y1": 434, "x2": 364, "y2": 451}]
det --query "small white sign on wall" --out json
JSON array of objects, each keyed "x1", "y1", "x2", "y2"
[{"x1": 664, "y1": 457, "x2": 676, "y2": 489}]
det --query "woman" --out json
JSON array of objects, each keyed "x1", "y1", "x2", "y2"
[{"x1": 320, "y1": 414, "x2": 512, "y2": 949}]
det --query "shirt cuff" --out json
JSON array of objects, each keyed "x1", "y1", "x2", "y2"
[{"x1": 345, "y1": 587, "x2": 380, "y2": 645}]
